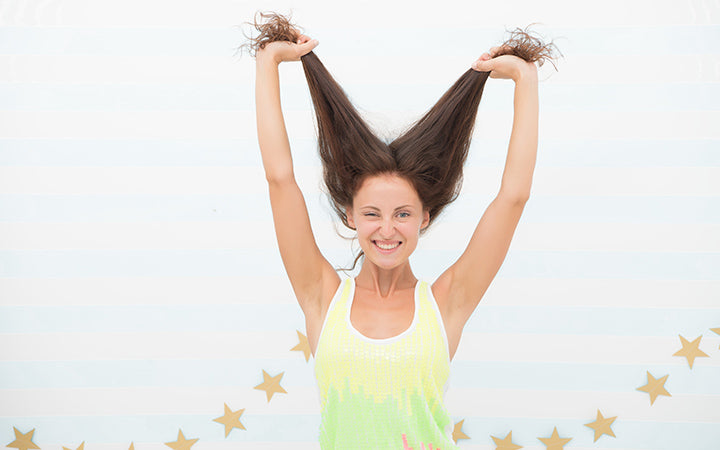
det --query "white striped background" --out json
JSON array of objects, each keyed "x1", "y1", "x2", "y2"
[{"x1": 1, "y1": 0, "x2": 719, "y2": 449}]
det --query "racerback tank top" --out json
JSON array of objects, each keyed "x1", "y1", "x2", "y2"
[{"x1": 314, "y1": 274, "x2": 458, "y2": 449}]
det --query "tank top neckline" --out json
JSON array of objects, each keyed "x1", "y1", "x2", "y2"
[{"x1": 346, "y1": 276, "x2": 421, "y2": 344}]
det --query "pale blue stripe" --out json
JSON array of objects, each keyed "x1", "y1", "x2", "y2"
[
  {"x1": 0, "y1": 414, "x2": 321, "y2": 443},
  {"x1": 2, "y1": 360, "x2": 718, "y2": 394},
  {"x1": 3, "y1": 83, "x2": 720, "y2": 111},
  {"x1": 0, "y1": 193, "x2": 277, "y2": 222},
  {"x1": 0, "y1": 303, "x2": 304, "y2": 332},
  {"x1": 464, "y1": 305, "x2": 720, "y2": 336},
  {"x1": 532, "y1": 139, "x2": 720, "y2": 167},
  {"x1": 0, "y1": 249, "x2": 718, "y2": 279},
  {"x1": 0, "y1": 25, "x2": 718, "y2": 56},
  {"x1": 0, "y1": 195, "x2": 718, "y2": 223},
  {"x1": 0, "y1": 416, "x2": 717, "y2": 448},
  {"x1": 452, "y1": 362, "x2": 720, "y2": 394},
  {"x1": 0, "y1": 139, "x2": 271, "y2": 166},
  {"x1": 414, "y1": 250, "x2": 720, "y2": 284},
  {"x1": 469, "y1": 418, "x2": 720, "y2": 450},
  {"x1": 0, "y1": 359, "x2": 310, "y2": 389},
  {"x1": 518, "y1": 196, "x2": 720, "y2": 223},
  {"x1": 1, "y1": 139, "x2": 719, "y2": 167},
  {"x1": 0, "y1": 249, "x2": 342, "y2": 277},
  {"x1": 0, "y1": 303, "x2": 717, "y2": 335},
  {"x1": 0, "y1": 27, "x2": 241, "y2": 57}
]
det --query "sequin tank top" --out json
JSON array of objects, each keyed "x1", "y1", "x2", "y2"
[{"x1": 313, "y1": 275, "x2": 458, "y2": 449}]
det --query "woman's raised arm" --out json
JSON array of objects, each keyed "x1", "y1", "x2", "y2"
[
  {"x1": 434, "y1": 55, "x2": 539, "y2": 333},
  {"x1": 254, "y1": 38, "x2": 339, "y2": 318},
  {"x1": 255, "y1": 37, "x2": 316, "y2": 181}
]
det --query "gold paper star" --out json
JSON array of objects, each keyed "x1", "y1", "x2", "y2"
[
  {"x1": 491, "y1": 430, "x2": 522, "y2": 449},
  {"x1": 710, "y1": 328, "x2": 720, "y2": 349},
  {"x1": 673, "y1": 335, "x2": 709, "y2": 368},
  {"x1": 584, "y1": 409, "x2": 617, "y2": 442},
  {"x1": 213, "y1": 403, "x2": 246, "y2": 437},
  {"x1": 452, "y1": 419, "x2": 470, "y2": 443},
  {"x1": 62, "y1": 443, "x2": 83, "y2": 450},
  {"x1": 636, "y1": 371, "x2": 671, "y2": 405},
  {"x1": 129, "y1": 443, "x2": 135, "y2": 450},
  {"x1": 291, "y1": 330, "x2": 312, "y2": 362},
  {"x1": 538, "y1": 427, "x2": 572, "y2": 450},
  {"x1": 254, "y1": 369, "x2": 287, "y2": 402},
  {"x1": 165, "y1": 429, "x2": 198, "y2": 450},
  {"x1": 7, "y1": 427, "x2": 40, "y2": 450}
]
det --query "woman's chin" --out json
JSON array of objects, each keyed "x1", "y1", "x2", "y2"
[{"x1": 364, "y1": 253, "x2": 405, "y2": 269}]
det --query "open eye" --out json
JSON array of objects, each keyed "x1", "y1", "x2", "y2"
[{"x1": 397, "y1": 212, "x2": 410, "y2": 218}]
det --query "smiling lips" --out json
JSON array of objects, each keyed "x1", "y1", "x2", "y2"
[{"x1": 373, "y1": 240, "x2": 401, "y2": 251}]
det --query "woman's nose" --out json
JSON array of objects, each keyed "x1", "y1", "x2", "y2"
[{"x1": 379, "y1": 219, "x2": 395, "y2": 237}]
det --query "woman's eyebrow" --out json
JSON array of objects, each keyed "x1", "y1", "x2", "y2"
[{"x1": 361, "y1": 205, "x2": 413, "y2": 211}]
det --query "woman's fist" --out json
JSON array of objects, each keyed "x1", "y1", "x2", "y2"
[
  {"x1": 257, "y1": 34, "x2": 319, "y2": 65},
  {"x1": 471, "y1": 45, "x2": 536, "y2": 81}
]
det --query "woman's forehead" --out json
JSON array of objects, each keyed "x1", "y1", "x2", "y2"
[
  {"x1": 354, "y1": 175, "x2": 420, "y2": 205},
  {"x1": 358, "y1": 173, "x2": 411, "y2": 190}
]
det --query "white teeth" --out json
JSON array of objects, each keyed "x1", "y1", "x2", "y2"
[{"x1": 375, "y1": 242, "x2": 400, "y2": 250}]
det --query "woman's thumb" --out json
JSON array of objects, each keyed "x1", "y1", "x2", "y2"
[
  {"x1": 303, "y1": 39, "x2": 319, "y2": 52},
  {"x1": 472, "y1": 60, "x2": 489, "y2": 71},
  {"x1": 472, "y1": 53, "x2": 492, "y2": 71}
]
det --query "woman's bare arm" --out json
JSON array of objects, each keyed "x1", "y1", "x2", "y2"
[
  {"x1": 255, "y1": 42, "x2": 338, "y2": 318},
  {"x1": 435, "y1": 61, "x2": 538, "y2": 329}
]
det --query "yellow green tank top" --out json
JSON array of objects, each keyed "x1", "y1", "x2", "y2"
[{"x1": 314, "y1": 275, "x2": 458, "y2": 449}]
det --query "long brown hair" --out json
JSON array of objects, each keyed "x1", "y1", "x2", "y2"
[{"x1": 241, "y1": 11, "x2": 561, "y2": 271}]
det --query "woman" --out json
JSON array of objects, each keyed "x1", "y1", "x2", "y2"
[{"x1": 244, "y1": 12, "x2": 559, "y2": 449}]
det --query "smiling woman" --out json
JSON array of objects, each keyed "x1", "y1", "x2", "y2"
[{"x1": 242, "y1": 10, "x2": 559, "y2": 449}]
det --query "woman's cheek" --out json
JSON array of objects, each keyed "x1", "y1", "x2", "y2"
[{"x1": 356, "y1": 222, "x2": 373, "y2": 242}]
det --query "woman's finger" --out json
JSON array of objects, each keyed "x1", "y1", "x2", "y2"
[
  {"x1": 472, "y1": 57, "x2": 491, "y2": 71},
  {"x1": 298, "y1": 38, "x2": 319, "y2": 56}
]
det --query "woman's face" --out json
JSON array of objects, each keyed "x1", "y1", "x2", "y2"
[{"x1": 346, "y1": 173, "x2": 430, "y2": 270}]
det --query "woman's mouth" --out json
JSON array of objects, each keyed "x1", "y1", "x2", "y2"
[{"x1": 373, "y1": 240, "x2": 401, "y2": 253}]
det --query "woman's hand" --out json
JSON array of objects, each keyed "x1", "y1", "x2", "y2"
[
  {"x1": 471, "y1": 45, "x2": 537, "y2": 81},
  {"x1": 256, "y1": 34, "x2": 319, "y2": 65}
]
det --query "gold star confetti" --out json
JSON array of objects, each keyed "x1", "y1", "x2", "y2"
[
  {"x1": 636, "y1": 371, "x2": 671, "y2": 405},
  {"x1": 491, "y1": 430, "x2": 522, "y2": 449},
  {"x1": 165, "y1": 429, "x2": 198, "y2": 450},
  {"x1": 254, "y1": 369, "x2": 287, "y2": 402},
  {"x1": 291, "y1": 330, "x2": 312, "y2": 362},
  {"x1": 7, "y1": 427, "x2": 40, "y2": 450},
  {"x1": 452, "y1": 419, "x2": 470, "y2": 443},
  {"x1": 538, "y1": 427, "x2": 572, "y2": 450},
  {"x1": 673, "y1": 335, "x2": 709, "y2": 368},
  {"x1": 710, "y1": 328, "x2": 720, "y2": 349},
  {"x1": 62, "y1": 443, "x2": 83, "y2": 450},
  {"x1": 213, "y1": 403, "x2": 246, "y2": 437},
  {"x1": 584, "y1": 409, "x2": 617, "y2": 442}
]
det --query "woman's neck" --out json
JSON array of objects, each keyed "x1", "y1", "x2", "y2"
[{"x1": 355, "y1": 261, "x2": 417, "y2": 300}]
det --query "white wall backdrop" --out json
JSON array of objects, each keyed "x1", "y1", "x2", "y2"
[{"x1": 1, "y1": 0, "x2": 718, "y2": 449}]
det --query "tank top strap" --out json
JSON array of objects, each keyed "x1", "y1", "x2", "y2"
[
  {"x1": 330, "y1": 275, "x2": 353, "y2": 318},
  {"x1": 419, "y1": 279, "x2": 452, "y2": 366},
  {"x1": 315, "y1": 275, "x2": 352, "y2": 359}
]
